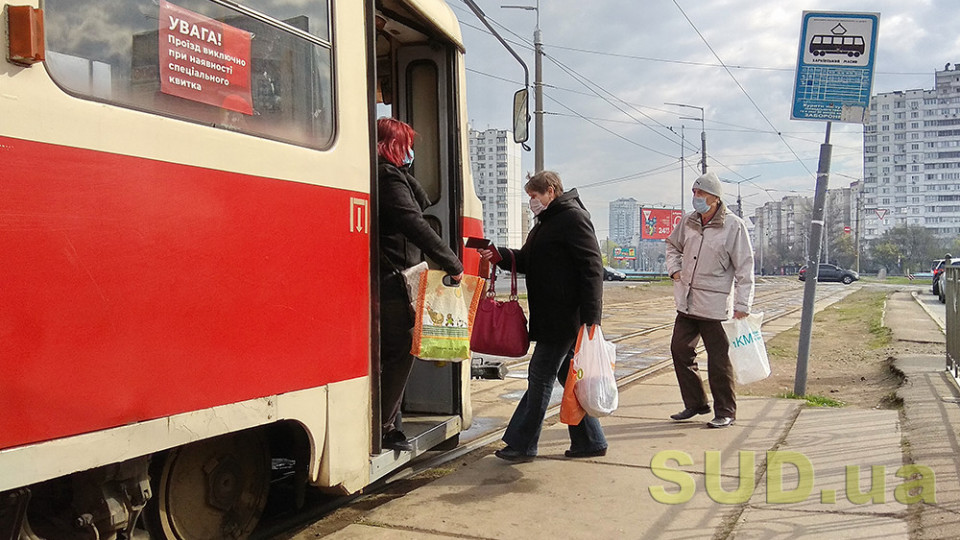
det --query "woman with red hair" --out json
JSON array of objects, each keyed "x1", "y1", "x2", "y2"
[{"x1": 376, "y1": 117, "x2": 463, "y2": 451}]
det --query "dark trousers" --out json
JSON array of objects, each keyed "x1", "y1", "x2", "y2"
[
  {"x1": 379, "y1": 275, "x2": 415, "y2": 433},
  {"x1": 670, "y1": 312, "x2": 736, "y2": 418},
  {"x1": 503, "y1": 337, "x2": 608, "y2": 456}
]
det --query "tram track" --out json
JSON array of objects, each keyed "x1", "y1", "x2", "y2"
[{"x1": 257, "y1": 280, "x2": 860, "y2": 539}]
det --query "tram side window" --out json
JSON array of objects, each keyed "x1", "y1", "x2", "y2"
[{"x1": 43, "y1": 0, "x2": 334, "y2": 149}]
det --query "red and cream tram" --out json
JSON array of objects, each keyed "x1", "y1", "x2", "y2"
[{"x1": 0, "y1": 1, "x2": 524, "y2": 538}]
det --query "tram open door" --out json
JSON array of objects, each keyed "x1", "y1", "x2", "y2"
[{"x1": 369, "y1": 2, "x2": 476, "y2": 476}]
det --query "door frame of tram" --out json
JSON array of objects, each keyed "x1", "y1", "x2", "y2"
[{"x1": 370, "y1": 37, "x2": 465, "y2": 460}]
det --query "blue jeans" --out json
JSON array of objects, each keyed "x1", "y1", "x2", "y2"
[{"x1": 502, "y1": 337, "x2": 608, "y2": 456}]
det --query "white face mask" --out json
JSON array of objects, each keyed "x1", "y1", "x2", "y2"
[
  {"x1": 692, "y1": 196, "x2": 711, "y2": 214},
  {"x1": 529, "y1": 197, "x2": 547, "y2": 216}
]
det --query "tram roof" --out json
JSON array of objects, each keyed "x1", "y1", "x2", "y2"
[{"x1": 391, "y1": 0, "x2": 464, "y2": 51}]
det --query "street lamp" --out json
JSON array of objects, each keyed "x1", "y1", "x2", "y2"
[
  {"x1": 665, "y1": 102, "x2": 706, "y2": 174},
  {"x1": 503, "y1": 1, "x2": 543, "y2": 172},
  {"x1": 720, "y1": 175, "x2": 760, "y2": 218}
]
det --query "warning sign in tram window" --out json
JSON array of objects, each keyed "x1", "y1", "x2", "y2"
[{"x1": 159, "y1": 1, "x2": 253, "y2": 115}]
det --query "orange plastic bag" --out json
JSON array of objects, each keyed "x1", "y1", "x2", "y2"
[{"x1": 560, "y1": 340, "x2": 586, "y2": 426}]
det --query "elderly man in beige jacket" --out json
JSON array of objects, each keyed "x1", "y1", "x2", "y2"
[{"x1": 665, "y1": 171, "x2": 755, "y2": 428}]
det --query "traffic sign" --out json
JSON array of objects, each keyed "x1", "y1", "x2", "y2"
[
  {"x1": 875, "y1": 208, "x2": 887, "y2": 220},
  {"x1": 791, "y1": 11, "x2": 880, "y2": 123}
]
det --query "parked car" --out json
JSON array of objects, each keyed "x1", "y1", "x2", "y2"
[
  {"x1": 603, "y1": 267, "x2": 627, "y2": 281},
  {"x1": 932, "y1": 258, "x2": 948, "y2": 296},
  {"x1": 938, "y1": 260, "x2": 959, "y2": 303},
  {"x1": 798, "y1": 263, "x2": 859, "y2": 284},
  {"x1": 938, "y1": 268, "x2": 946, "y2": 303}
]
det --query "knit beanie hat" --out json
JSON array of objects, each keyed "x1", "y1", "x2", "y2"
[{"x1": 692, "y1": 171, "x2": 723, "y2": 197}]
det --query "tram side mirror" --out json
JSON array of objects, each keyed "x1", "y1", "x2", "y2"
[{"x1": 513, "y1": 88, "x2": 529, "y2": 143}]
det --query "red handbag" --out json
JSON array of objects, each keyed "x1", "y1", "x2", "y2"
[{"x1": 470, "y1": 252, "x2": 530, "y2": 357}]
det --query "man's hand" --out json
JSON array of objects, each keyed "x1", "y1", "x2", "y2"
[
  {"x1": 733, "y1": 310, "x2": 749, "y2": 319},
  {"x1": 670, "y1": 271, "x2": 680, "y2": 281}
]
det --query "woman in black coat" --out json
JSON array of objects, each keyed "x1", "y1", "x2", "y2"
[
  {"x1": 377, "y1": 118, "x2": 462, "y2": 451},
  {"x1": 480, "y1": 170, "x2": 607, "y2": 461}
]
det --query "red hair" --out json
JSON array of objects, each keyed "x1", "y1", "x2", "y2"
[{"x1": 377, "y1": 117, "x2": 416, "y2": 167}]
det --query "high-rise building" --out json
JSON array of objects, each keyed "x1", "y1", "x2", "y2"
[
  {"x1": 862, "y1": 65, "x2": 960, "y2": 239},
  {"x1": 468, "y1": 128, "x2": 525, "y2": 249},
  {"x1": 752, "y1": 190, "x2": 853, "y2": 272},
  {"x1": 609, "y1": 198, "x2": 639, "y2": 247}
]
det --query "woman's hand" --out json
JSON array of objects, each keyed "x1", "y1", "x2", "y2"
[
  {"x1": 733, "y1": 310, "x2": 749, "y2": 319},
  {"x1": 449, "y1": 272, "x2": 463, "y2": 283},
  {"x1": 477, "y1": 248, "x2": 494, "y2": 261}
]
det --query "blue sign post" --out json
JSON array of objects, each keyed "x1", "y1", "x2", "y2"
[
  {"x1": 791, "y1": 11, "x2": 879, "y2": 124},
  {"x1": 791, "y1": 11, "x2": 880, "y2": 396}
]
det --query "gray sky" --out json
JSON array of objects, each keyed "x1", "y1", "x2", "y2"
[{"x1": 454, "y1": 0, "x2": 960, "y2": 240}]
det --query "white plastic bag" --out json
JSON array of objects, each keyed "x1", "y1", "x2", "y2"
[
  {"x1": 571, "y1": 325, "x2": 619, "y2": 417},
  {"x1": 721, "y1": 312, "x2": 771, "y2": 385}
]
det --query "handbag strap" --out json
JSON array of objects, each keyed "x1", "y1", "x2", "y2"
[
  {"x1": 486, "y1": 256, "x2": 497, "y2": 297},
  {"x1": 486, "y1": 250, "x2": 519, "y2": 300},
  {"x1": 509, "y1": 251, "x2": 519, "y2": 300}
]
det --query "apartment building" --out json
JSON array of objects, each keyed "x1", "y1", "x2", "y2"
[
  {"x1": 862, "y1": 65, "x2": 960, "y2": 239},
  {"x1": 468, "y1": 128, "x2": 525, "y2": 249}
]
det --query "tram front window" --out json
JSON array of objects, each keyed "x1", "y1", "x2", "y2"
[{"x1": 43, "y1": 0, "x2": 335, "y2": 149}]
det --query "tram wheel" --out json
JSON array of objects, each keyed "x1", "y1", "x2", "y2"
[{"x1": 144, "y1": 430, "x2": 271, "y2": 540}]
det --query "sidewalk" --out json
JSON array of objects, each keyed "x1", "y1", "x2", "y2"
[{"x1": 323, "y1": 291, "x2": 958, "y2": 540}]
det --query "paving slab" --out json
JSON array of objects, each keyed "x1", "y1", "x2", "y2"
[
  {"x1": 895, "y1": 355, "x2": 960, "y2": 540},
  {"x1": 730, "y1": 508, "x2": 909, "y2": 539}
]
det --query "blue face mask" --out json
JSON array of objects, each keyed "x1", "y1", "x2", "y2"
[
  {"x1": 402, "y1": 148, "x2": 415, "y2": 166},
  {"x1": 692, "y1": 196, "x2": 710, "y2": 214}
]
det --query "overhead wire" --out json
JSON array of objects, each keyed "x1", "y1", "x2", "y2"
[{"x1": 670, "y1": 0, "x2": 816, "y2": 178}]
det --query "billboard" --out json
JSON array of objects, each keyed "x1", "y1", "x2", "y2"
[
  {"x1": 613, "y1": 247, "x2": 636, "y2": 260},
  {"x1": 641, "y1": 208, "x2": 683, "y2": 240}
]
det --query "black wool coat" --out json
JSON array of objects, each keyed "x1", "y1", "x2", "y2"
[
  {"x1": 377, "y1": 160, "x2": 463, "y2": 278},
  {"x1": 496, "y1": 189, "x2": 603, "y2": 343}
]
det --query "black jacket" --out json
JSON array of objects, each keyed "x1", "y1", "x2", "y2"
[
  {"x1": 497, "y1": 188, "x2": 603, "y2": 342},
  {"x1": 377, "y1": 160, "x2": 463, "y2": 279}
]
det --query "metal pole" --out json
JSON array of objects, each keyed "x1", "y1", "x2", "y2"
[
  {"x1": 855, "y1": 187, "x2": 862, "y2": 273},
  {"x1": 737, "y1": 183, "x2": 742, "y2": 218},
  {"x1": 680, "y1": 125, "x2": 685, "y2": 214},
  {"x1": 534, "y1": 27, "x2": 544, "y2": 172},
  {"x1": 795, "y1": 122, "x2": 833, "y2": 396},
  {"x1": 700, "y1": 122, "x2": 707, "y2": 173}
]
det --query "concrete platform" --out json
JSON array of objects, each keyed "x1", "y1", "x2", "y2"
[{"x1": 312, "y1": 289, "x2": 958, "y2": 539}]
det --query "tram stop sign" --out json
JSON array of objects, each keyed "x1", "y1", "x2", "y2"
[{"x1": 791, "y1": 11, "x2": 880, "y2": 124}]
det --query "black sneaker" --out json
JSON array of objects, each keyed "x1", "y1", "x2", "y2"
[
  {"x1": 382, "y1": 430, "x2": 413, "y2": 451},
  {"x1": 670, "y1": 405, "x2": 712, "y2": 421},
  {"x1": 564, "y1": 447, "x2": 607, "y2": 458},
  {"x1": 494, "y1": 446, "x2": 535, "y2": 463}
]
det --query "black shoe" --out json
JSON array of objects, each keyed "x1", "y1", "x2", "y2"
[
  {"x1": 565, "y1": 447, "x2": 607, "y2": 459},
  {"x1": 494, "y1": 446, "x2": 535, "y2": 463},
  {"x1": 707, "y1": 416, "x2": 735, "y2": 428},
  {"x1": 670, "y1": 405, "x2": 712, "y2": 421},
  {"x1": 382, "y1": 430, "x2": 413, "y2": 451}
]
